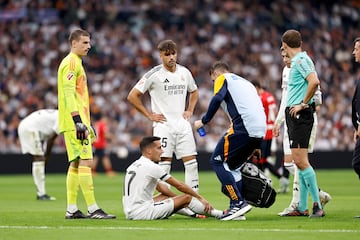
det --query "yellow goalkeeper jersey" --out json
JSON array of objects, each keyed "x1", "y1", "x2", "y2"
[{"x1": 57, "y1": 52, "x2": 90, "y2": 133}]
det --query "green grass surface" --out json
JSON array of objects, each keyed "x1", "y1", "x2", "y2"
[{"x1": 0, "y1": 169, "x2": 359, "y2": 240}]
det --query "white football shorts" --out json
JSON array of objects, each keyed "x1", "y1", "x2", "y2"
[
  {"x1": 283, "y1": 113, "x2": 318, "y2": 155},
  {"x1": 18, "y1": 123, "x2": 44, "y2": 155},
  {"x1": 126, "y1": 198, "x2": 174, "y2": 220},
  {"x1": 153, "y1": 118, "x2": 197, "y2": 159}
]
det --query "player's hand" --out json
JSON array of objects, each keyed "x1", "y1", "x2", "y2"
[
  {"x1": 273, "y1": 124, "x2": 280, "y2": 137},
  {"x1": 355, "y1": 128, "x2": 360, "y2": 142},
  {"x1": 183, "y1": 111, "x2": 193, "y2": 120},
  {"x1": 75, "y1": 122, "x2": 88, "y2": 140},
  {"x1": 149, "y1": 113, "x2": 166, "y2": 123},
  {"x1": 194, "y1": 120, "x2": 203, "y2": 130},
  {"x1": 289, "y1": 104, "x2": 302, "y2": 117},
  {"x1": 249, "y1": 148, "x2": 261, "y2": 161},
  {"x1": 199, "y1": 198, "x2": 212, "y2": 213}
]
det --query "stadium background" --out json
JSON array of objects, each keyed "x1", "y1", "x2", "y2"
[{"x1": 0, "y1": 0, "x2": 359, "y2": 172}]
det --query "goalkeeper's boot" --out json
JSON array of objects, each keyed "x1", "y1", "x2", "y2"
[
  {"x1": 65, "y1": 210, "x2": 86, "y2": 219},
  {"x1": 220, "y1": 201, "x2": 252, "y2": 221},
  {"x1": 309, "y1": 202, "x2": 325, "y2": 218},
  {"x1": 37, "y1": 194, "x2": 56, "y2": 201},
  {"x1": 87, "y1": 208, "x2": 116, "y2": 219},
  {"x1": 319, "y1": 189, "x2": 331, "y2": 208}
]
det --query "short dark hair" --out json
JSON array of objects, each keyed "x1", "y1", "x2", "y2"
[
  {"x1": 157, "y1": 39, "x2": 177, "y2": 53},
  {"x1": 354, "y1": 37, "x2": 360, "y2": 44},
  {"x1": 209, "y1": 61, "x2": 230, "y2": 76},
  {"x1": 252, "y1": 80, "x2": 261, "y2": 88},
  {"x1": 282, "y1": 29, "x2": 302, "y2": 48},
  {"x1": 139, "y1": 136, "x2": 161, "y2": 152},
  {"x1": 69, "y1": 29, "x2": 90, "y2": 43}
]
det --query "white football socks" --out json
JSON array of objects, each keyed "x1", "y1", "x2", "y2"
[
  {"x1": 284, "y1": 161, "x2": 296, "y2": 175},
  {"x1": 290, "y1": 165, "x2": 300, "y2": 208},
  {"x1": 158, "y1": 161, "x2": 172, "y2": 189},
  {"x1": 187, "y1": 197, "x2": 223, "y2": 218},
  {"x1": 32, "y1": 161, "x2": 45, "y2": 196},
  {"x1": 159, "y1": 161, "x2": 171, "y2": 174},
  {"x1": 184, "y1": 159, "x2": 199, "y2": 193}
]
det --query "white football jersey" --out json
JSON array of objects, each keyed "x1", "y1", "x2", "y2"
[
  {"x1": 19, "y1": 109, "x2": 59, "y2": 139},
  {"x1": 134, "y1": 64, "x2": 197, "y2": 121},
  {"x1": 122, "y1": 156, "x2": 171, "y2": 216},
  {"x1": 281, "y1": 66, "x2": 290, "y2": 90},
  {"x1": 275, "y1": 66, "x2": 290, "y2": 125}
]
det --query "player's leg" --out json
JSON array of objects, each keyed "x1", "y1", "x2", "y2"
[
  {"x1": 32, "y1": 155, "x2": 56, "y2": 200},
  {"x1": 63, "y1": 132, "x2": 85, "y2": 218},
  {"x1": 154, "y1": 124, "x2": 174, "y2": 174},
  {"x1": 283, "y1": 124, "x2": 300, "y2": 205},
  {"x1": 172, "y1": 194, "x2": 223, "y2": 218},
  {"x1": 91, "y1": 148, "x2": 100, "y2": 175},
  {"x1": 176, "y1": 121, "x2": 199, "y2": 192},
  {"x1": 288, "y1": 108, "x2": 324, "y2": 217},
  {"x1": 64, "y1": 131, "x2": 115, "y2": 219},
  {"x1": 102, "y1": 153, "x2": 117, "y2": 176},
  {"x1": 182, "y1": 155, "x2": 199, "y2": 192},
  {"x1": 214, "y1": 134, "x2": 258, "y2": 220},
  {"x1": 353, "y1": 138, "x2": 360, "y2": 178},
  {"x1": 18, "y1": 127, "x2": 55, "y2": 200},
  {"x1": 309, "y1": 114, "x2": 332, "y2": 208}
]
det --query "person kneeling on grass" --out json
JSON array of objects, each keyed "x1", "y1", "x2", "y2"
[{"x1": 122, "y1": 136, "x2": 224, "y2": 220}]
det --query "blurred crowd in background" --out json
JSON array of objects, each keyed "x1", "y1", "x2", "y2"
[{"x1": 0, "y1": 0, "x2": 360, "y2": 155}]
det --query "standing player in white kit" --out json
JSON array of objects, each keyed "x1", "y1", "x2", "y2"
[
  {"x1": 127, "y1": 39, "x2": 200, "y2": 194},
  {"x1": 18, "y1": 109, "x2": 59, "y2": 201}
]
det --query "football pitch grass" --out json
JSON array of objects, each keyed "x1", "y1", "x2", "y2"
[{"x1": 0, "y1": 169, "x2": 359, "y2": 240}]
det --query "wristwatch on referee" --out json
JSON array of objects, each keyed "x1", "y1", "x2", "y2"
[{"x1": 300, "y1": 101, "x2": 309, "y2": 109}]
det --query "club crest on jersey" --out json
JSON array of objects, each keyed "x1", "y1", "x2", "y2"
[
  {"x1": 67, "y1": 72, "x2": 75, "y2": 81},
  {"x1": 82, "y1": 147, "x2": 88, "y2": 154}
]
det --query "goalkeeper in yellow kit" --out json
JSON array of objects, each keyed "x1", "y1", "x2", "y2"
[{"x1": 57, "y1": 29, "x2": 115, "y2": 219}]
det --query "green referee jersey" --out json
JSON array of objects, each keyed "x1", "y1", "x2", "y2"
[
  {"x1": 57, "y1": 52, "x2": 90, "y2": 133},
  {"x1": 287, "y1": 51, "x2": 315, "y2": 107}
]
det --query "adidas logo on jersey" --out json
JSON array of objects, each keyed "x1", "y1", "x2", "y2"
[
  {"x1": 214, "y1": 155, "x2": 222, "y2": 161},
  {"x1": 164, "y1": 78, "x2": 170, "y2": 83}
]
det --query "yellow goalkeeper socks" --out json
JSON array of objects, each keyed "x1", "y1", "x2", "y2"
[
  {"x1": 78, "y1": 166, "x2": 97, "y2": 209},
  {"x1": 66, "y1": 166, "x2": 79, "y2": 212}
]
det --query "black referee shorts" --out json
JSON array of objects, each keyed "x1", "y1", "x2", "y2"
[{"x1": 285, "y1": 106, "x2": 314, "y2": 149}]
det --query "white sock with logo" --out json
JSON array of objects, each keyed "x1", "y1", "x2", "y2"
[
  {"x1": 159, "y1": 161, "x2": 172, "y2": 189},
  {"x1": 184, "y1": 159, "x2": 199, "y2": 193}
]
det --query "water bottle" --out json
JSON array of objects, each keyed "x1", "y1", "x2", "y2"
[{"x1": 197, "y1": 127, "x2": 206, "y2": 137}]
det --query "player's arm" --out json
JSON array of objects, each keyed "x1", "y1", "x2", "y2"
[
  {"x1": 156, "y1": 181, "x2": 177, "y2": 197},
  {"x1": 61, "y1": 63, "x2": 78, "y2": 114},
  {"x1": 303, "y1": 72, "x2": 320, "y2": 104},
  {"x1": 61, "y1": 60, "x2": 88, "y2": 139},
  {"x1": 201, "y1": 84, "x2": 226, "y2": 124},
  {"x1": 183, "y1": 89, "x2": 198, "y2": 120},
  {"x1": 273, "y1": 87, "x2": 287, "y2": 137},
  {"x1": 44, "y1": 132, "x2": 58, "y2": 164},
  {"x1": 289, "y1": 72, "x2": 319, "y2": 117},
  {"x1": 194, "y1": 84, "x2": 226, "y2": 130},
  {"x1": 127, "y1": 88, "x2": 166, "y2": 123},
  {"x1": 165, "y1": 176, "x2": 212, "y2": 212}
]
